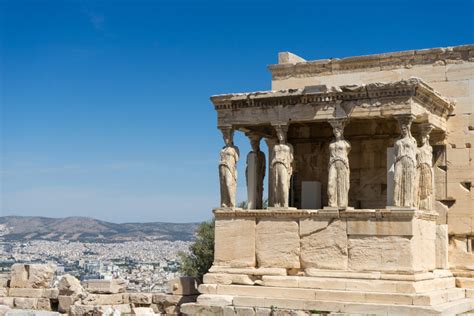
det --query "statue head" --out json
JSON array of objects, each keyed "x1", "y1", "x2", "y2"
[
  {"x1": 401, "y1": 124, "x2": 409, "y2": 137},
  {"x1": 221, "y1": 128, "x2": 234, "y2": 146},
  {"x1": 421, "y1": 133, "x2": 430, "y2": 145},
  {"x1": 329, "y1": 119, "x2": 345, "y2": 141},
  {"x1": 420, "y1": 123, "x2": 433, "y2": 146},
  {"x1": 275, "y1": 126, "x2": 287, "y2": 144},
  {"x1": 250, "y1": 137, "x2": 260, "y2": 152},
  {"x1": 333, "y1": 126, "x2": 343, "y2": 141},
  {"x1": 396, "y1": 115, "x2": 414, "y2": 139}
]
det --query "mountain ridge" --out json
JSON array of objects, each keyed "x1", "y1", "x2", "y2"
[{"x1": 0, "y1": 216, "x2": 199, "y2": 242}]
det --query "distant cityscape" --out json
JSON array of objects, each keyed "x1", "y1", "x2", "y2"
[{"x1": 0, "y1": 221, "x2": 194, "y2": 293}]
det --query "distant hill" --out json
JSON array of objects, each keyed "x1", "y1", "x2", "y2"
[{"x1": 0, "y1": 216, "x2": 199, "y2": 242}]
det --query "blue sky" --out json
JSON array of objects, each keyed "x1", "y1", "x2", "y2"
[{"x1": 1, "y1": 0, "x2": 473, "y2": 223}]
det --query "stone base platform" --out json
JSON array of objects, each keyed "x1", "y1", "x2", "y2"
[
  {"x1": 182, "y1": 272, "x2": 474, "y2": 315},
  {"x1": 453, "y1": 271, "x2": 474, "y2": 290}
]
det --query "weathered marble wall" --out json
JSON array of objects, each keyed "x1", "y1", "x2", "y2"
[{"x1": 213, "y1": 209, "x2": 437, "y2": 274}]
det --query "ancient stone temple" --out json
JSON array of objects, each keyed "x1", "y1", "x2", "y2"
[{"x1": 182, "y1": 45, "x2": 474, "y2": 315}]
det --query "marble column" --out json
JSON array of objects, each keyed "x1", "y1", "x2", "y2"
[
  {"x1": 218, "y1": 127, "x2": 240, "y2": 208},
  {"x1": 417, "y1": 123, "x2": 434, "y2": 211},
  {"x1": 392, "y1": 115, "x2": 417, "y2": 208},
  {"x1": 327, "y1": 119, "x2": 351, "y2": 209},
  {"x1": 246, "y1": 134, "x2": 266, "y2": 209},
  {"x1": 264, "y1": 137, "x2": 276, "y2": 208},
  {"x1": 271, "y1": 125, "x2": 294, "y2": 208}
]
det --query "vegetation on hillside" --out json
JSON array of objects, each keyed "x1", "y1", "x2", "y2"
[{"x1": 178, "y1": 219, "x2": 215, "y2": 280}]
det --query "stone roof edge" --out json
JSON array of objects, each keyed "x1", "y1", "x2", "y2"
[
  {"x1": 210, "y1": 78, "x2": 454, "y2": 115},
  {"x1": 268, "y1": 44, "x2": 474, "y2": 80}
]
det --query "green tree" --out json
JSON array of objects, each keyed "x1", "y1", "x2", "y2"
[{"x1": 178, "y1": 219, "x2": 215, "y2": 280}]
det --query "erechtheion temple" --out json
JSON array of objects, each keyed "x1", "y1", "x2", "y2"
[{"x1": 182, "y1": 44, "x2": 474, "y2": 315}]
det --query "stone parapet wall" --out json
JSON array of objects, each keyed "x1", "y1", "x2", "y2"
[
  {"x1": 0, "y1": 264, "x2": 199, "y2": 315},
  {"x1": 213, "y1": 208, "x2": 438, "y2": 274}
]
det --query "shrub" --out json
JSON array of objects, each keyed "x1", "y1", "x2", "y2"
[{"x1": 178, "y1": 219, "x2": 214, "y2": 281}]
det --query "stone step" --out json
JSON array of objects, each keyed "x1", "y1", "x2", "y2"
[
  {"x1": 231, "y1": 296, "x2": 474, "y2": 316},
  {"x1": 201, "y1": 284, "x2": 465, "y2": 307},
  {"x1": 260, "y1": 275, "x2": 456, "y2": 293},
  {"x1": 182, "y1": 297, "x2": 474, "y2": 316},
  {"x1": 457, "y1": 278, "x2": 474, "y2": 289}
]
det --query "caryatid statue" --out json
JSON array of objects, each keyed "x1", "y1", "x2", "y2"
[
  {"x1": 392, "y1": 115, "x2": 418, "y2": 208},
  {"x1": 218, "y1": 127, "x2": 240, "y2": 208},
  {"x1": 271, "y1": 125, "x2": 293, "y2": 208},
  {"x1": 246, "y1": 135, "x2": 266, "y2": 209},
  {"x1": 327, "y1": 120, "x2": 351, "y2": 208},
  {"x1": 417, "y1": 124, "x2": 434, "y2": 211}
]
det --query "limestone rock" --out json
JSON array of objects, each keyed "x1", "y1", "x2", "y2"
[
  {"x1": 69, "y1": 304, "x2": 95, "y2": 316},
  {"x1": 0, "y1": 274, "x2": 9, "y2": 288},
  {"x1": 6, "y1": 311, "x2": 59, "y2": 316},
  {"x1": 81, "y1": 293, "x2": 125, "y2": 305},
  {"x1": 58, "y1": 274, "x2": 84, "y2": 296},
  {"x1": 180, "y1": 302, "x2": 224, "y2": 316},
  {"x1": 58, "y1": 295, "x2": 74, "y2": 313},
  {"x1": 96, "y1": 304, "x2": 132, "y2": 314},
  {"x1": 129, "y1": 292, "x2": 152, "y2": 304},
  {"x1": 14, "y1": 297, "x2": 37, "y2": 309},
  {"x1": 10, "y1": 265, "x2": 28, "y2": 288},
  {"x1": 168, "y1": 277, "x2": 199, "y2": 295},
  {"x1": 256, "y1": 219, "x2": 300, "y2": 268},
  {"x1": 300, "y1": 219, "x2": 348, "y2": 270},
  {"x1": 152, "y1": 293, "x2": 198, "y2": 305},
  {"x1": 235, "y1": 306, "x2": 255, "y2": 316},
  {"x1": 164, "y1": 304, "x2": 180, "y2": 315},
  {"x1": 82, "y1": 279, "x2": 126, "y2": 294},
  {"x1": 10, "y1": 264, "x2": 56, "y2": 289},
  {"x1": 37, "y1": 298, "x2": 52, "y2": 311},
  {"x1": 196, "y1": 294, "x2": 234, "y2": 306},
  {"x1": 0, "y1": 297, "x2": 14, "y2": 307},
  {"x1": 8, "y1": 288, "x2": 45, "y2": 298},
  {"x1": 132, "y1": 307, "x2": 158, "y2": 315}
]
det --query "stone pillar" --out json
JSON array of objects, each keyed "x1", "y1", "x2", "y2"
[
  {"x1": 270, "y1": 124, "x2": 293, "y2": 208},
  {"x1": 387, "y1": 147, "x2": 395, "y2": 206},
  {"x1": 327, "y1": 119, "x2": 351, "y2": 209},
  {"x1": 246, "y1": 134, "x2": 266, "y2": 209},
  {"x1": 417, "y1": 123, "x2": 435, "y2": 211},
  {"x1": 218, "y1": 127, "x2": 240, "y2": 208},
  {"x1": 392, "y1": 114, "x2": 417, "y2": 208},
  {"x1": 264, "y1": 138, "x2": 276, "y2": 207}
]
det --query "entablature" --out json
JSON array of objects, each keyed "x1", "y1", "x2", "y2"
[{"x1": 210, "y1": 78, "x2": 454, "y2": 132}]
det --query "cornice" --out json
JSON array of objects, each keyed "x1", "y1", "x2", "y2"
[
  {"x1": 212, "y1": 208, "x2": 437, "y2": 221},
  {"x1": 268, "y1": 45, "x2": 474, "y2": 80}
]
